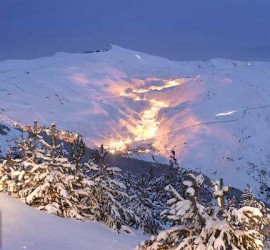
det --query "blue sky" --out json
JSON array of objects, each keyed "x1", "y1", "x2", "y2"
[{"x1": 1, "y1": 0, "x2": 270, "y2": 61}]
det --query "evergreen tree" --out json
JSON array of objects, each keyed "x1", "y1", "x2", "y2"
[
  {"x1": 137, "y1": 175, "x2": 268, "y2": 250},
  {"x1": 121, "y1": 171, "x2": 136, "y2": 196},
  {"x1": 142, "y1": 166, "x2": 167, "y2": 216},
  {"x1": 150, "y1": 149, "x2": 187, "y2": 214},
  {"x1": 240, "y1": 185, "x2": 270, "y2": 246},
  {"x1": 120, "y1": 167, "x2": 164, "y2": 234},
  {"x1": 69, "y1": 135, "x2": 86, "y2": 169},
  {"x1": 195, "y1": 184, "x2": 265, "y2": 250},
  {"x1": 82, "y1": 160, "x2": 138, "y2": 232},
  {"x1": 136, "y1": 174, "x2": 207, "y2": 249},
  {"x1": 0, "y1": 124, "x2": 93, "y2": 220},
  {"x1": 130, "y1": 172, "x2": 162, "y2": 234}
]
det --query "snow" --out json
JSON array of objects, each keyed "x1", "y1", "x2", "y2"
[
  {"x1": 183, "y1": 181, "x2": 192, "y2": 187},
  {"x1": 175, "y1": 200, "x2": 192, "y2": 217},
  {"x1": 0, "y1": 45, "x2": 270, "y2": 199},
  {"x1": 0, "y1": 120, "x2": 23, "y2": 155},
  {"x1": 186, "y1": 187, "x2": 195, "y2": 197},
  {"x1": 195, "y1": 175, "x2": 204, "y2": 186},
  {"x1": 0, "y1": 193, "x2": 146, "y2": 250},
  {"x1": 233, "y1": 206, "x2": 263, "y2": 222}
]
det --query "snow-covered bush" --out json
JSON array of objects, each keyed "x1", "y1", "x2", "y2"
[
  {"x1": 0, "y1": 125, "x2": 162, "y2": 233},
  {"x1": 195, "y1": 205, "x2": 264, "y2": 250},
  {"x1": 69, "y1": 135, "x2": 85, "y2": 169},
  {"x1": 136, "y1": 174, "x2": 207, "y2": 249},
  {"x1": 129, "y1": 172, "x2": 162, "y2": 234},
  {"x1": 0, "y1": 125, "x2": 93, "y2": 220},
  {"x1": 81, "y1": 160, "x2": 138, "y2": 232},
  {"x1": 240, "y1": 185, "x2": 270, "y2": 247},
  {"x1": 136, "y1": 174, "x2": 268, "y2": 250}
]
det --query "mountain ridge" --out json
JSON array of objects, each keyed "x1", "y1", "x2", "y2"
[{"x1": 0, "y1": 46, "x2": 269, "y2": 200}]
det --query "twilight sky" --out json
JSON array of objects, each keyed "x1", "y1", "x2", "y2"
[{"x1": 1, "y1": 0, "x2": 270, "y2": 61}]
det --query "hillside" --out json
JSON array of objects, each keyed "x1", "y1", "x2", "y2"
[
  {"x1": 0, "y1": 46, "x2": 269, "y2": 200},
  {"x1": 0, "y1": 120, "x2": 23, "y2": 155},
  {"x1": 0, "y1": 193, "x2": 146, "y2": 250}
]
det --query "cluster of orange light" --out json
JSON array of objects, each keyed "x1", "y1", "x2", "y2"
[
  {"x1": 132, "y1": 79, "x2": 181, "y2": 94},
  {"x1": 106, "y1": 79, "x2": 181, "y2": 154},
  {"x1": 107, "y1": 138, "x2": 132, "y2": 154},
  {"x1": 135, "y1": 99, "x2": 168, "y2": 141}
]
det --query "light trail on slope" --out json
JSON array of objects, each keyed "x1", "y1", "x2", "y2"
[
  {"x1": 135, "y1": 99, "x2": 168, "y2": 141},
  {"x1": 106, "y1": 79, "x2": 182, "y2": 154}
]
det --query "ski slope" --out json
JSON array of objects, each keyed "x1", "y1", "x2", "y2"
[
  {"x1": 0, "y1": 193, "x2": 146, "y2": 250},
  {"x1": 0, "y1": 45, "x2": 270, "y2": 200}
]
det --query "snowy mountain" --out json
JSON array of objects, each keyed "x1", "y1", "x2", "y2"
[
  {"x1": 0, "y1": 193, "x2": 146, "y2": 250},
  {"x1": 0, "y1": 45, "x2": 269, "y2": 200}
]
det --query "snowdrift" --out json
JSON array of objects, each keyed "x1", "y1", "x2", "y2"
[{"x1": 0, "y1": 193, "x2": 146, "y2": 250}]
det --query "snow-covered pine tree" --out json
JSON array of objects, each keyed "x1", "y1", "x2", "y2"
[
  {"x1": 179, "y1": 180, "x2": 265, "y2": 250},
  {"x1": 147, "y1": 167, "x2": 168, "y2": 217},
  {"x1": 195, "y1": 183, "x2": 265, "y2": 250},
  {"x1": 136, "y1": 173, "x2": 207, "y2": 250},
  {"x1": 240, "y1": 185, "x2": 270, "y2": 246},
  {"x1": 0, "y1": 123, "x2": 94, "y2": 221},
  {"x1": 147, "y1": 149, "x2": 187, "y2": 216},
  {"x1": 69, "y1": 135, "x2": 86, "y2": 169},
  {"x1": 28, "y1": 120, "x2": 41, "y2": 148},
  {"x1": 137, "y1": 175, "x2": 268, "y2": 250},
  {"x1": 17, "y1": 134, "x2": 36, "y2": 162},
  {"x1": 130, "y1": 172, "x2": 162, "y2": 234},
  {"x1": 164, "y1": 150, "x2": 187, "y2": 194},
  {"x1": 0, "y1": 158, "x2": 22, "y2": 197},
  {"x1": 82, "y1": 159, "x2": 138, "y2": 232},
  {"x1": 0, "y1": 146, "x2": 24, "y2": 197},
  {"x1": 169, "y1": 149, "x2": 178, "y2": 167},
  {"x1": 121, "y1": 171, "x2": 136, "y2": 196},
  {"x1": 41, "y1": 123, "x2": 64, "y2": 162},
  {"x1": 187, "y1": 182, "x2": 266, "y2": 250}
]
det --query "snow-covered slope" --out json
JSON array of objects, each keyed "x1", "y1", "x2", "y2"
[
  {"x1": 0, "y1": 45, "x2": 269, "y2": 199},
  {"x1": 0, "y1": 120, "x2": 23, "y2": 155},
  {"x1": 0, "y1": 193, "x2": 146, "y2": 250}
]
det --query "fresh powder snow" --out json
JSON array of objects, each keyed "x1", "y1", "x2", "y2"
[{"x1": 0, "y1": 193, "x2": 147, "y2": 250}]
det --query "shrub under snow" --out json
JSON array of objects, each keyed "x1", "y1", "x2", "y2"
[
  {"x1": 136, "y1": 174, "x2": 268, "y2": 250},
  {"x1": 81, "y1": 160, "x2": 139, "y2": 232},
  {"x1": 0, "y1": 134, "x2": 94, "y2": 220},
  {"x1": 0, "y1": 127, "x2": 149, "y2": 233}
]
